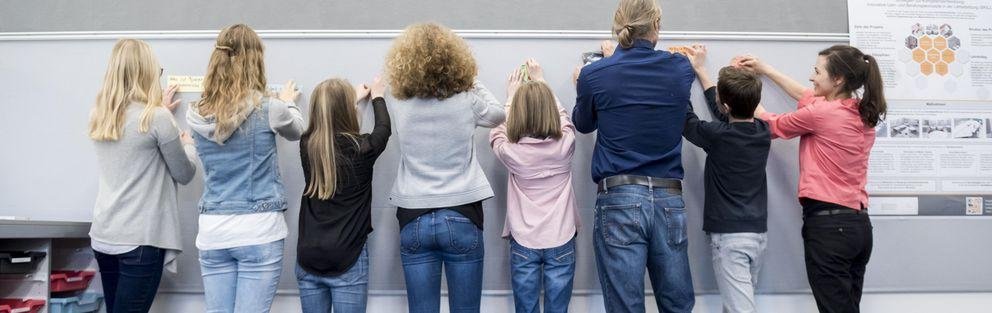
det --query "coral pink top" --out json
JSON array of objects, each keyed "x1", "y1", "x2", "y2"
[
  {"x1": 490, "y1": 103, "x2": 580, "y2": 249},
  {"x1": 759, "y1": 90, "x2": 875, "y2": 211}
]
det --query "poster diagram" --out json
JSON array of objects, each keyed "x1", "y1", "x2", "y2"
[
  {"x1": 848, "y1": 0, "x2": 992, "y2": 101},
  {"x1": 849, "y1": 0, "x2": 992, "y2": 216}
]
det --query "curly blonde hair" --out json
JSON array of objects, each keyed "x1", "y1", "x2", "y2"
[{"x1": 386, "y1": 23, "x2": 477, "y2": 100}]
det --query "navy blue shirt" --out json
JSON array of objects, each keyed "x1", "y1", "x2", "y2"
[
  {"x1": 683, "y1": 87, "x2": 770, "y2": 233},
  {"x1": 573, "y1": 39, "x2": 695, "y2": 183}
]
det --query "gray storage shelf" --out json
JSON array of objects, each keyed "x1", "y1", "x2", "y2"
[{"x1": 0, "y1": 220, "x2": 98, "y2": 313}]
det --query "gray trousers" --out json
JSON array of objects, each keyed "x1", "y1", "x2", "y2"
[{"x1": 709, "y1": 232, "x2": 768, "y2": 313}]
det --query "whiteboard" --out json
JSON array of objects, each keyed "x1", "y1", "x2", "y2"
[{"x1": 1, "y1": 35, "x2": 990, "y2": 294}]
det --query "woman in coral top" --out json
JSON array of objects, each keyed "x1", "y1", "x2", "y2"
[{"x1": 738, "y1": 44, "x2": 887, "y2": 313}]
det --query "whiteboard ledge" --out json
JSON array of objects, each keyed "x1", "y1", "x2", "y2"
[{"x1": 0, "y1": 30, "x2": 849, "y2": 42}]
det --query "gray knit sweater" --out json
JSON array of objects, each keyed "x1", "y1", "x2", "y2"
[
  {"x1": 386, "y1": 81, "x2": 505, "y2": 208},
  {"x1": 89, "y1": 104, "x2": 196, "y2": 261}
]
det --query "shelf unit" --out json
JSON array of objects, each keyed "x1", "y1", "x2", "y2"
[{"x1": 0, "y1": 221, "x2": 102, "y2": 313}]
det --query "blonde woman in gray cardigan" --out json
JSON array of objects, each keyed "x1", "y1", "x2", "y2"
[
  {"x1": 88, "y1": 39, "x2": 196, "y2": 313},
  {"x1": 384, "y1": 22, "x2": 505, "y2": 313}
]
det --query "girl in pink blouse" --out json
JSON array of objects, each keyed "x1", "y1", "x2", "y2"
[
  {"x1": 738, "y1": 45, "x2": 886, "y2": 313},
  {"x1": 490, "y1": 59, "x2": 580, "y2": 313}
]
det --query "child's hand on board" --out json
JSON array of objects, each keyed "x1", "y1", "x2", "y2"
[
  {"x1": 355, "y1": 83, "x2": 371, "y2": 101},
  {"x1": 507, "y1": 67, "x2": 524, "y2": 100},
  {"x1": 524, "y1": 58, "x2": 544, "y2": 82},
  {"x1": 163, "y1": 85, "x2": 182, "y2": 113},
  {"x1": 279, "y1": 80, "x2": 300, "y2": 103},
  {"x1": 369, "y1": 76, "x2": 386, "y2": 99}
]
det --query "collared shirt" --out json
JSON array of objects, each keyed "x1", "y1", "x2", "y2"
[
  {"x1": 490, "y1": 103, "x2": 580, "y2": 249},
  {"x1": 759, "y1": 90, "x2": 874, "y2": 211},
  {"x1": 573, "y1": 39, "x2": 696, "y2": 183}
]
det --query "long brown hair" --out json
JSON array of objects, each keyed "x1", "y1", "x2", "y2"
[
  {"x1": 196, "y1": 24, "x2": 267, "y2": 142},
  {"x1": 302, "y1": 78, "x2": 361, "y2": 200},
  {"x1": 507, "y1": 81, "x2": 562, "y2": 143},
  {"x1": 612, "y1": 0, "x2": 662, "y2": 49},
  {"x1": 89, "y1": 39, "x2": 164, "y2": 141},
  {"x1": 819, "y1": 44, "x2": 887, "y2": 127}
]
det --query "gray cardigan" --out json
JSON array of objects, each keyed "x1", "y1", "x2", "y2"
[
  {"x1": 90, "y1": 104, "x2": 196, "y2": 255},
  {"x1": 386, "y1": 81, "x2": 505, "y2": 208}
]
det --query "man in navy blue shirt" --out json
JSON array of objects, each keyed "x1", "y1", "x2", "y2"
[{"x1": 572, "y1": 1, "x2": 696, "y2": 312}]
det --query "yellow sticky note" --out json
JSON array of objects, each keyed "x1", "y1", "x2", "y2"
[
  {"x1": 168, "y1": 75, "x2": 205, "y2": 93},
  {"x1": 667, "y1": 46, "x2": 689, "y2": 55}
]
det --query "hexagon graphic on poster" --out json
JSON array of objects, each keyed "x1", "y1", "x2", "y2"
[{"x1": 903, "y1": 23, "x2": 959, "y2": 78}]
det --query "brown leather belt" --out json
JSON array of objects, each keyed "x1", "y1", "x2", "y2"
[{"x1": 597, "y1": 174, "x2": 682, "y2": 193}]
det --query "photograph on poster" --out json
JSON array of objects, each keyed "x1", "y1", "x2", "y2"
[{"x1": 890, "y1": 117, "x2": 921, "y2": 138}]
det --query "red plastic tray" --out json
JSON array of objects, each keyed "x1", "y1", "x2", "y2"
[
  {"x1": 49, "y1": 270, "x2": 96, "y2": 293},
  {"x1": 0, "y1": 299, "x2": 45, "y2": 313}
]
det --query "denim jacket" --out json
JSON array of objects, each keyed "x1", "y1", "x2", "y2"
[{"x1": 187, "y1": 95, "x2": 305, "y2": 215}]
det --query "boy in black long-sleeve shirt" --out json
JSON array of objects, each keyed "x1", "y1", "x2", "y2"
[{"x1": 682, "y1": 44, "x2": 770, "y2": 313}]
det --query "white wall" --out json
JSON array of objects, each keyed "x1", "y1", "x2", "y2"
[{"x1": 151, "y1": 292, "x2": 992, "y2": 312}]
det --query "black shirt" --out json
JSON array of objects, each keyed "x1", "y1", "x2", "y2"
[
  {"x1": 683, "y1": 87, "x2": 770, "y2": 233},
  {"x1": 297, "y1": 97, "x2": 390, "y2": 276},
  {"x1": 396, "y1": 201, "x2": 484, "y2": 231}
]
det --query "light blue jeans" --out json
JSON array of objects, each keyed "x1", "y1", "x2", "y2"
[
  {"x1": 295, "y1": 246, "x2": 369, "y2": 313},
  {"x1": 709, "y1": 232, "x2": 768, "y2": 313},
  {"x1": 199, "y1": 239, "x2": 284, "y2": 313}
]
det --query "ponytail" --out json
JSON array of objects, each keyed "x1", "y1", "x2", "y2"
[
  {"x1": 859, "y1": 55, "x2": 886, "y2": 128},
  {"x1": 819, "y1": 45, "x2": 887, "y2": 128},
  {"x1": 613, "y1": 0, "x2": 661, "y2": 49}
]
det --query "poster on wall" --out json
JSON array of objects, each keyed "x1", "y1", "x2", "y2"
[
  {"x1": 848, "y1": 0, "x2": 992, "y2": 101},
  {"x1": 849, "y1": 0, "x2": 992, "y2": 215}
]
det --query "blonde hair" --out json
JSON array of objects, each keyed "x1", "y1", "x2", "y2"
[
  {"x1": 303, "y1": 78, "x2": 361, "y2": 200},
  {"x1": 507, "y1": 82, "x2": 562, "y2": 143},
  {"x1": 613, "y1": 0, "x2": 662, "y2": 49},
  {"x1": 196, "y1": 24, "x2": 267, "y2": 142},
  {"x1": 386, "y1": 22, "x2": 477, "y2": 100},
  {"x1": 89, "y1": 39, "x2": 163, "y2": 141}
]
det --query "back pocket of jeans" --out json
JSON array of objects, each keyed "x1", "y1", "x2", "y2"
[
  {"x1": 665, "y1": 208, "x2": 688, "y2": 247},
  {"x1": 400, "y1": 221, "x2": 421, "y2": 254},
  {"x1": 598, "y1": 203, "x2": 642, "y2": 246},
  {"x1": 446, "y1": 216, "x2": 481, "y2": 254}
]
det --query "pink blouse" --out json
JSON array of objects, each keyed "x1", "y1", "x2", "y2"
[
  {"x1": 759, "y1": 90, "x2": 875, "y2": 211},
  {"x1": 490, "y1": 103, "x2": 580, "y2": 249}
]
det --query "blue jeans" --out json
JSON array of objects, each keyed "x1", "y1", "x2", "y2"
[
  {"x1": 593, "y1": 184, "x2": 694, "y2": 313},
  {"x1": 94, "y1": 246, "x2": 165, "y2": 313},
  {"x1": 510, "y1": 238, "x2": 576, "y2": 313},
  {"x1": 295, "y1": 245, "x2": 369, "y2": 313},
  {"x1": 399, "y1": 209, "x2": 484, "y2": 313},
  {"x1": 199, "y1": 239, "x2": 284, "y2": 313}
]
